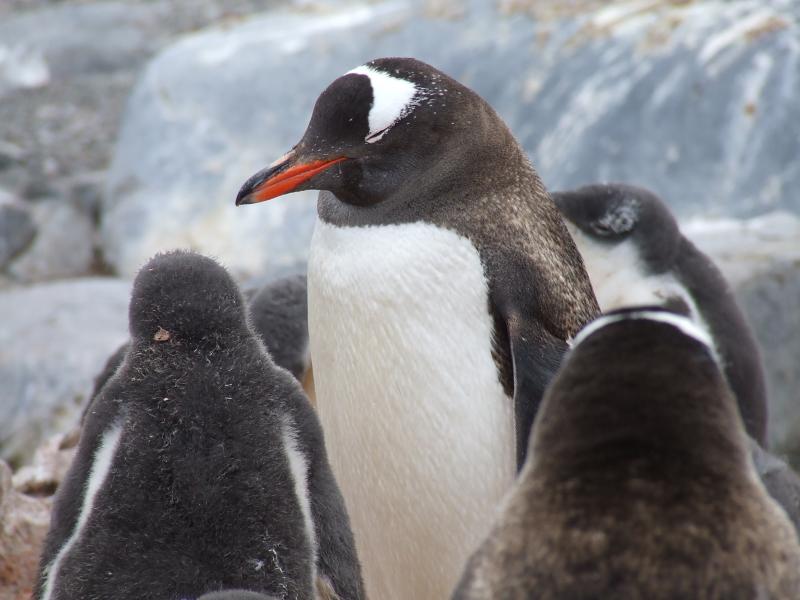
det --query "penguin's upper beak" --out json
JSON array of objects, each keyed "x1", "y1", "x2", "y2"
[{"x1": 235, "y1": 149, "x2": 346, "y2": 206}]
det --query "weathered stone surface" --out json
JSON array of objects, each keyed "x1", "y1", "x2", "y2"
[
  {"x1": 684, "y1": 212, "x2": 800, "y2": 456},
  {"x1": 0, "y1": 278, "x2": 130, "y2": 465},
  {"x1": 0, "y1": 459, "x2": 51, "y2": 600},
  {"x1": 12, "y1": 432, "x2": 78, "y2": 499},
  {"x1": 102, "y1": 0, "x2": 799, "y2": 279},
  {"x1": 0, "y1": 190, "x2": 36, "y2": 269},
  {"x1": 6, "y1": 198, "x2": 95, "y2": 283},
  {"x1": 515, "y1": 0, "x2": 800, "y2": 219},
  {"x1": 0, "y1": 0, "x2": 288, "y2": 254}
]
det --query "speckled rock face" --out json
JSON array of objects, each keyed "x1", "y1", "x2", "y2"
[
  {"x1": 0, "y1": 191, "x2": 35, "y2": 269},
  {"x1": 0, "y1": 0, "x2": 287, "y2": 282},
  {"x1": 102, "y1": 0, "x2": 800, "y2": 281},
  {"x1": 0, "y1": 278, "x2": 130, "y2": 466}
]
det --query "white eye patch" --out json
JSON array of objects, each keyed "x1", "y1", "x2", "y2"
[
  {"x1": 348, "y1": 64, "x2": 419, "y2": 143},
  {"x1": 572, "y1": 309, "x2": 715, "y2": 353}
]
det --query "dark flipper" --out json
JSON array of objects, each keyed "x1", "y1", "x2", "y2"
[{"x1": 507, "y1": 319, "x2": 568, "y2": 468}]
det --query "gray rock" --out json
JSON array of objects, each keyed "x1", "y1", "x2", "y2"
[
  {"x1": 102, "y1": 0, "x2": 800, "y2": 278},
  {"x1": 0, "y1": 190, "x2": 36, "y2": 268},
  {"x1": 0, "y1": 3, "x2": 185, "y2": 88},
  {"x1": 518, "y1": 0, "x2": 800, "y2": 219},
  {"x1": 0, "y1": 139, "x2": 24, "y2": 170},
  {"x1": 12, "y1": 431, "x2": 78, "y2": 498},
  {"x1": 0, "y1": 278, "x2": 130, "y2": 466},
  {"x1": 6, "y1": 198, "x2": 95, "y2": 283},
  {"x1": 0, "y1": 0, "x2": 289, "y2": 255},
  {"x1": 0, "y1": 1, "x2": 172, "y2": 214},
  {"x1": 738, "y1": 261, "x2": 800, "y2": 461},
  {"x1": 685, "y1": 213, "x2": 800, "y2": 457},
  {"x1": 67, "y1": 170, "x2": 107, "y2": 221},
  {"x1": 0, "y1": 459, "x2": 51, "y2": 599}
]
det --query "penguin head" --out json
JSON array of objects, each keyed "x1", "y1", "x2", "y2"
[
  {"x1": 129, "y1": 250, "x2": 248, "y2": 346},
  {"x1": 553, "y1": 183, "x2": 681, "y2": 271},
  {"x1": 236, "y1": 57, "x2": 493, "y2": 208},
  {"x1": 532, "y1": 306, "x2": 747, "y2": 491}
]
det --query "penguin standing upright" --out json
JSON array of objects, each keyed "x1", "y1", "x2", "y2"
[
  {"x1": 236, "y1": 57, "x2": 599, "y2": 599},
  {"x1": 453, "y1": 307, "x2": 800, "y2": 600},
  {"x1": 35, "y1": 251, "x2": 363, "y2": 600},
  {"x1": 553, "y1": 183, "x2": 768, "y2": 444}
]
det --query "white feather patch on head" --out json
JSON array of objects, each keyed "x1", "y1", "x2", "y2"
[
  {"x1": 348, "y1": 64, "x2": 418, "y2": 143},
  {"x1": 572, "y1": 309, "x2": 716, "y2": 353}
]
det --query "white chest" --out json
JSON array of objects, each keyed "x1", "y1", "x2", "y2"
[
  {"x1": 569, "y1": 226, "x2": 697, "y2": 315},
  {"x1": 308, "y1": 219, "x2": 515, "y2": 600}
]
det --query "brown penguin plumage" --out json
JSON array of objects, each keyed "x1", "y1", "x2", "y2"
[{"x1": 454, "y1": 308, "x2": 800, "y2": 600}]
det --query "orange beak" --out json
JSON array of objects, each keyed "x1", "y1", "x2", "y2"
[{"x1": 235, "y1": 152, "x2": 346, "y2": 205}]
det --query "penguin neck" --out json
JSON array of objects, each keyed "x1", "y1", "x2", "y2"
[{"x1": 530, "y1": 343, "x2": 752, "y2": 493}]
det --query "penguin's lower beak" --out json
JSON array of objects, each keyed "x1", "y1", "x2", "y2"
[{"x1": 235, "y1": 150, "x2": 346, "y2": 206}]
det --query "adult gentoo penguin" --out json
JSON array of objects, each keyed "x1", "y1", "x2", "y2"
[
  {"x1": 453, "y1": 307, "x2": 800, "y2": 600},
  {"x1": 35, "y1": 251, "x2": 363, "y2": 600},
  {"x1": 553, "y1": 183, "x2": 768, "y2": 444},
  {"x1": 236, "y1": 57, "x2": 599, "y2": 599}
]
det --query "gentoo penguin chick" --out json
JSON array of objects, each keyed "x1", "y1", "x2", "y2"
[
  {"x1": 236, "y1": 57, "x2": 599, "y2": 600},
  {"x1": 553, "y1": 183, "x2": 768, "y2": 444},
  {"x1": 35, "y1": 251, "x2": 363, "y2": 600},
  {"x1": 248, "y1": 273, "x2": 309, "y2": 382},
  {"x1": 82, "y1": 273, "x2": 311, "y2": 421},
  {"x1": 453, "y1": 308, "x2": 800, "y2": 600}
]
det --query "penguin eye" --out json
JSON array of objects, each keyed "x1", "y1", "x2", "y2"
[
  {"x1": 591, "y1": 204, "x2": 638, "y2": 236},
  {"x1": 365, "y1": 126, "x2": 391, "y2": 144}
]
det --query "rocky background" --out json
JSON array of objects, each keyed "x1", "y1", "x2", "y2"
[{"x1": 0, "y1": 0, "x2": 798, "y2": 596}]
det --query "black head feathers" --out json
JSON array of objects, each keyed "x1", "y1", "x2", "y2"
[
  {"x1": 553, "y1": 183, "x2": 681, "y2": 271},
  {"x1": 236, "y1": 57, "x2": 496, "y2": 208},
  {"x1": 128, "y1": 250, "x2": 248, "y2": 345}
]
